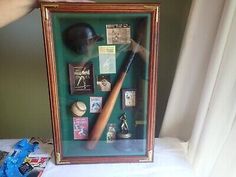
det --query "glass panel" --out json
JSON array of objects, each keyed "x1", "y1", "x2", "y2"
[{"x1": 51, "y1": 12, "x2": 151, "y2": 157}]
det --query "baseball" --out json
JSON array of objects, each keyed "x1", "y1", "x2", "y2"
[{"x1": 71, "y1": 101, "x2": 87, "y2": 117}]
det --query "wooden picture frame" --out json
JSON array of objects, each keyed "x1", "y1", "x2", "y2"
[{"x1": 40, "y1": 1, "x2": 160, "y2": 165}]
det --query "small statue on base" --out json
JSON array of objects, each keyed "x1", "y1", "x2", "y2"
[
  {"x1": 120, "y1": 113, "x2": 129, "y2": 134},
  {"x1": 115, "y1": 113, "x2": 132, "y2": 151},
  {"x1": 118, "y1": 113, "x2": 131, "y2": 139}
]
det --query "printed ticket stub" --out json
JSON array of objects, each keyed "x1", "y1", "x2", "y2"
[
  {"x1": 106, "y1": 24, "x2": 131, "y2": 44},
  {"x1": 98, "y1": 45, "x2": 116, "y2": 74}
]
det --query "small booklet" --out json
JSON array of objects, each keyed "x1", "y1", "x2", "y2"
[
  {"x1": 23, "y1": 137, "x2": 53, "y2": 177},
  {"x1": 21, "y1": 156, "x2": 50, "y2": 177}
]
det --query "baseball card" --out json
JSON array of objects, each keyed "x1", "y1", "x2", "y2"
[
  {"x1": 90, "y1": 97, "x2": 103, "y2": 113},
  {"x1": 73, "y1": 117, "x2": 89, "y2": 140}
]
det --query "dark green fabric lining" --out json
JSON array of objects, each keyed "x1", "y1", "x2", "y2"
[{"x1": 52, "y1": 12, "x2": 151, "y2": 157}]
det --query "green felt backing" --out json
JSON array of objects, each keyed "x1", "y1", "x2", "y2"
[{"x1": 52, "y1": 12, "x2": 151, "y2": 157}]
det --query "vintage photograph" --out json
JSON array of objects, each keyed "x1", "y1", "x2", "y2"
[
  {"x1": 122, "y1": 89, "x2": 136, "y2": 109},
  {"x1": 106, "y1": 24, "x2": 131, "y2": 44},
  {"x1": 69, "y1": 63, "x2": 94, "y2": 94},
  {"x1": 96, "y1": 75, "x2": 111, "y2": 92}
]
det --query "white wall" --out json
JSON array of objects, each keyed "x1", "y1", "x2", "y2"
[{"x1": 0, "y1": 10, "x2": 52, "y2": 138}]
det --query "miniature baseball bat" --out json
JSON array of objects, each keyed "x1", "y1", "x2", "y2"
[{"x1": 87, "y1": 42, "x2": 140, "y2": 150}]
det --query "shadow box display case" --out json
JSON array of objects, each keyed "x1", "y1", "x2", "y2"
[{"x1": 40, "y1": 0, "x2": 160, "y2": 164}]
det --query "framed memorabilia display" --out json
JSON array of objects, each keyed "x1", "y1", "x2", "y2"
[{"x1": 40, "y1": 1, "x2": 160, "y2": 164}]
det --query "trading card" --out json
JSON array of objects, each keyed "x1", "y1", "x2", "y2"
[
  {"x1": 73, "y1": 117, "x2": 89, "y2": 140},
  {"x1": 90, "y1": 97, "x2": 103, "y2": 113},
  {"x1": 19, "y1": 162, "x2": 33, "y2": 175},
  {"x1": 122, "y1": 89, "x2": 136, "y2": 109}
]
